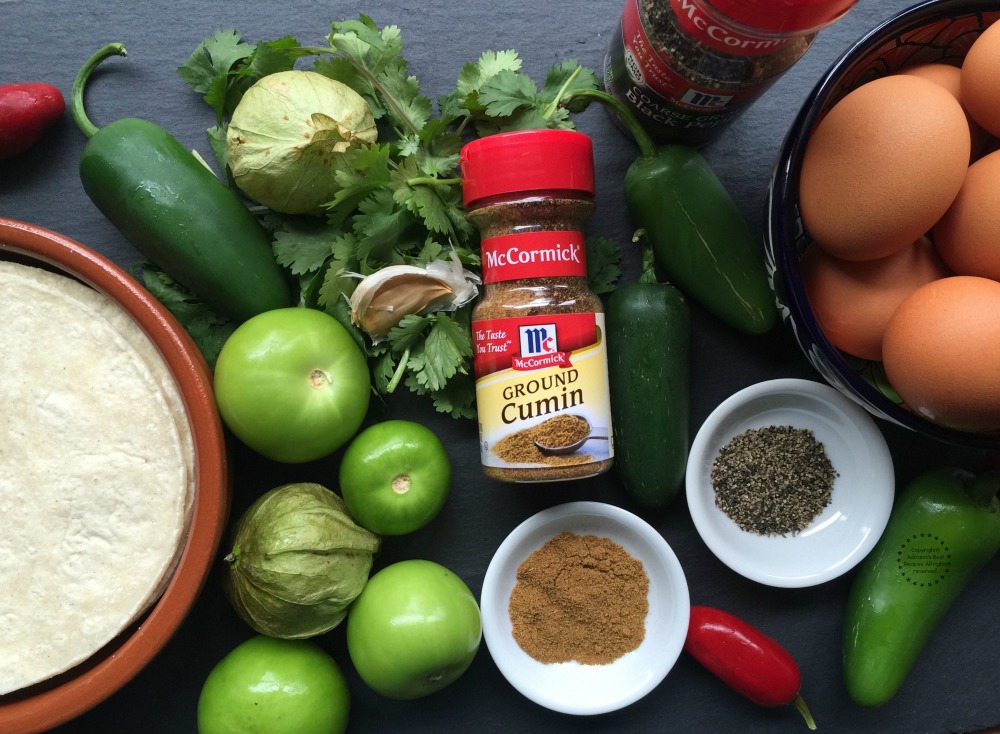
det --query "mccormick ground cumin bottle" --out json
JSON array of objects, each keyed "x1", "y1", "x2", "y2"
[
  {"x1": 459, "y1": 130, "x2": 614, "y2": 483},
  {"x1": 604, "y1": 0, "x2": 858, "y2": 147}
]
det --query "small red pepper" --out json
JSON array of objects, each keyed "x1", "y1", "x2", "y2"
[
  {"x1": 0, "y1": 82, "x2": 65, "y2": 159},
  {"x1": 684, "y1": 605, "x2": 817, "y2": 730}
]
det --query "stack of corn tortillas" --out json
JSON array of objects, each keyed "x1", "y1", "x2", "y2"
[{"x1": 0, "y1": 260, "x2": 195, "y2": 695}]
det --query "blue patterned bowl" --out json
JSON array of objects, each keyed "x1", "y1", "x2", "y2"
[{"x1": 765, "y1": 0, "x2": 1000, "y2": 449}]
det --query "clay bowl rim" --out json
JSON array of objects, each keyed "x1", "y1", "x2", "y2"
[{"x1": 0, "y1": 217, "x2": 230, "y2": 734}]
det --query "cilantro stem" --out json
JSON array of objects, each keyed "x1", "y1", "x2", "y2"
[
  {"x1": 298, "y1": 45, "x2": 422, "y2": 136},
  {"x1": 386, "y1": 348, "x2": 410, "y2": 393},
  {"x1": 542, "y1": 65, "x2": 584, "y2": 121},
  {"x1": 406, "y1": 176, "x2": 461, "y2": 187},
  {"x1": 561, "y1": 88, "x2": 659, "y2": 160}
]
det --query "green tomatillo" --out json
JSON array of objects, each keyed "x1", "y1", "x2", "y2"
[
  {"x1": 346, "y1": 559, "x2": 482, "y2": 699},
  {"x1": 338, "y1": 420, "x2": 452, "y2": 535},
  {"x1": 223, "y1": 483, "x2": 381, "y2": 639},
  {"x1": 213, "y1": 307, "x2": 371, "y2": 463},
  {"x1": 197, "y1": 635, "x2": 350, "y2": 734}
]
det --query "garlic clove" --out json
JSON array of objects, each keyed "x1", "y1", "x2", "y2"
[{"x1": 348, "y1": 256, "x2": 481, "y2": 341}]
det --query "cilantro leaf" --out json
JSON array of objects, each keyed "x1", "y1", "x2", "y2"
[
  {"x1": 352, "y1": 189, "x2": 420, "y2": 266},
  {"x1": 475, "y1": 49, "x2": 523, "y2": 80},
  {"x1": 317, "y1": 232, "x2": 363, "y2": 307},
  {"x1": 411, "y1": 370, "x2": 477, "y2": 419},
  {"x1": 238, "y1": 36, "x2": 306, "y2": 80},
  {"x1": 273, "y1": 218, "x2": 343, "y2": 275},
  {"x1": 391, "y1": 156, "x2": 464, "y2": 237},
  {"x1": 326, "y1": 143, "x2": 394, "y2": 218},
  {"x1": 371, "y1": 350, "x2": 400, "y2": 394},
  {"x1": 385, "y1": 313, "x2": 428, "y2": 351},
  {"x1": 438, "y1": 50, "x2": 522, "y2": 122},
  {"x1": 471, "y1": 60, "x2": 598, "y2": 134},
  {"x1": 391, "y1": 313, "x2": 473, "y2": 397},
  {"x1": 478, "y1": 69, "x2": 538, "y2": 118},
  {"x1": 138, "y1": 264, "x2": 235, "y2": 369},
  {"x1": 324, "y1": 17, "x2": 431, "y2": 135},
  {"x1": 177, "y1": 29, "x2": 253, "y2": 94},
  {"x1": 586, "y1": 237, "x2": 623, "y2": 295}
]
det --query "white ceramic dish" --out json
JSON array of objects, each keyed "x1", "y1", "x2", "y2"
[
  {"x1": 686, "y1": 378, "x2": 894, "y2": 588},
  {"x1": 480, "y1": 501, "x2": 689, "y2": 716}
]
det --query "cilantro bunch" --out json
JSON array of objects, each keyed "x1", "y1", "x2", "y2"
[{"x1": 151, "y1": 16, "x2": 619, "y2": 418}]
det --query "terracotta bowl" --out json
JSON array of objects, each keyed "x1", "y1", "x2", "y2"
[
  {"x1": 0, "y1": 218, "x2": 229, "y2": 733},
  {"x1": 765, "y1": 0, "x2": 1000, "y2": 449}
]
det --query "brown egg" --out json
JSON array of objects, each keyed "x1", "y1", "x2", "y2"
[
  {"x1": 961, "y1": 21, "x2": 1000, "y2": 138},
  {"x1": 800, "y1": 75, "x2": 970, "y2": 261},
  {"x1": 934, "y1": 150, "x2": 1000, "y2": 279},
  {"x1": 882, "y1": 275, "x2": 1000, "y2": 432},
  {"x1": 802, "y1": 236, "x2": 950, "y2": 361},
  {"x1": 900, "y1": 63, "x2": 990, "y2": 158}
]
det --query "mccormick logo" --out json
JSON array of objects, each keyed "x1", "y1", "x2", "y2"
[
  {"x1": 513, "y1": 324, "x2": 573, "y2": 371},
  {"x1": 480, "y1": 231, "x2": 588, "y2": 284},
  {"x1": 670, "y1": 0, "x2": 789, "y2": 55},
  {"x1": 484, "y1": 243, "x2": 582, "y2": 269}
]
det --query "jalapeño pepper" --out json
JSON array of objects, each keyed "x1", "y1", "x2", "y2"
[
  {"x1": 71, "y1": 43, "x2": 291, "y2": 324},
  {"x1": 566, "y1": 88, "x2": 777, "y2": 335},
  {"x1": 842, "y1": 467, "x2": 1000, "y2": 707}
]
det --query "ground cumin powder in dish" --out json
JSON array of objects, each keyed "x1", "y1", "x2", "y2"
[{"x1": 508, "y1": 531, "x2": 648, "y2": 665}]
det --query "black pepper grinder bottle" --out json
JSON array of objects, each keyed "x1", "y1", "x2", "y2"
[
  {"x1": 459, "y1": 130, "x2": 614, "y2": 484},
  {"x1": 604, "y1": 0, "x2": 858, "y2": 147}
]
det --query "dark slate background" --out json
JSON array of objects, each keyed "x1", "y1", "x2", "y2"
[{"x1": 2, "y1": 0, "x2": 998, "y2": 732}]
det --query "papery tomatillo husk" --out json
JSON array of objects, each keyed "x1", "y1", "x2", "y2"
[
  {"x1": 226, "y1": 70, "x2": 377, "y2": 215},
  {"x1": 224, "y1": 482, "x2": 381, "y2": 639}
]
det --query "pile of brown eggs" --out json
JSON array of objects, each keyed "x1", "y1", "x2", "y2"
[{"x1": 797, "y1": 22, "x2": 1000, "y2": 433}]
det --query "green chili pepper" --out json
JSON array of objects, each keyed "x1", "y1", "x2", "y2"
[
  {"x1": 842, "y1": 467, "x2": 1000, "y2": 707},
  {"x1": 71, "y1": 43, "x2": 291, "y2": 323},
  {"x1": 567, "y1": 89, "x2": 777, "y2": 335}
]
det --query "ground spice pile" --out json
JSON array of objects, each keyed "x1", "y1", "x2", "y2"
[
  {"x1": 532, "y1": 414, "x2": 590, "y2": 449},
  {"x1": 492, "y1": 414, "x2": 593, "y2": 466},
  {"x1": 710, "y1": 424, "x2": 837, "y2": 536},
  {"x1": 508, "y1": 531, "x2": 648, "y2": 665}
]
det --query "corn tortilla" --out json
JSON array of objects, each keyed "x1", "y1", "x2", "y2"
[{"x1": 0, "y1": 260, "x2": 195, "y2": 695}]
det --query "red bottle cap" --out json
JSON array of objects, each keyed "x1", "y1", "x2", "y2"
[
  {"x1": 709, "y1": 0, "x2": 858, "y2": 34},
  {"x1": 459, "y1": 129, "x2": 595, "y2": 207}
]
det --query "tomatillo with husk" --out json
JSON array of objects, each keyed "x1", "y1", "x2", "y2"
[
  {"x1": 224, "y1": 483, "x2": 381, "y2": 639},
  {"x1": 339, "y1": 420, "x2": 452, "y2": 536}
]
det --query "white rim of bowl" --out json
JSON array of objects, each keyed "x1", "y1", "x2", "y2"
[{"x1": 685, "y1": 378, "x2": 894, "y2": 587}]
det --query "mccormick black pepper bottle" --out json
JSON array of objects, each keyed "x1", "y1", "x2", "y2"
[
  {"x1": 459, "y1": 130, "x2": 614, "y2": 483},
  {"x1": 604, "y1": 0, "x2": 858, "y2": 147}
]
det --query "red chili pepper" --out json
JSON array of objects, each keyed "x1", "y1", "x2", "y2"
[
  {"x1": 684, "y1": 605, "x2": 817, "y2": 730},
  {"x1": 0, "y1": 82, "x2": 65, "y2": 159}
]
